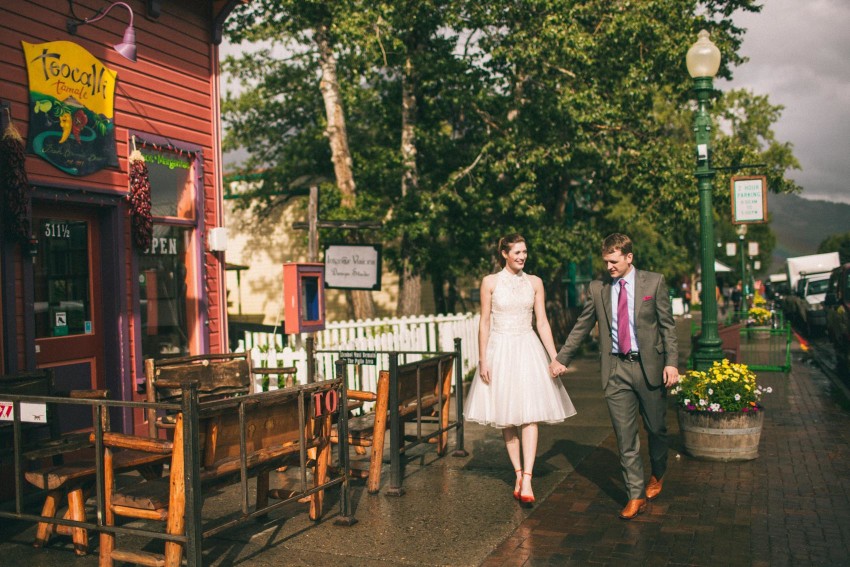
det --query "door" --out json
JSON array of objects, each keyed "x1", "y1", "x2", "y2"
[{"x1": 32, "y1": 206, "x2": 105, "y2": 433}]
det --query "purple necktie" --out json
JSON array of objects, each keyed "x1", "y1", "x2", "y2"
[{"x1": 617, "y1": 279, "x2": 631, "y2": 354}]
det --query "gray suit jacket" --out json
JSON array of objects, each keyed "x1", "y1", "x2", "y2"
[{"x1": 555, "y1": 269, "x2": 678, "y2": 389}]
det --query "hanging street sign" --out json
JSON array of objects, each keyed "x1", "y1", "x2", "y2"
[
  {"x1": 324, "y1": 244, "x2": 382, "y2": 290},
  {"x1": 22, "y1": 40, "x2": 119, "y2": 176},
  {"x1": 731, "y1": 175, "x2": 767, "y2": 224}
]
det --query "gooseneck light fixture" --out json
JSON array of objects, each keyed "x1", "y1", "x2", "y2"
[
  {"x1": 687, "y1": 29, "x2": 723, "y2": 371},
  {"x1": 66, "y1": 1, "x2": 137, "y2": 62}
]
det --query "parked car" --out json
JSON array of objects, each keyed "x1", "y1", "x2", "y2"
[
  {"x1": 825, "y1": 263, "x2": 850, "y2": 371},
  {"x1": 783, "y1": 272, "x2": 831, "y2": 336}
]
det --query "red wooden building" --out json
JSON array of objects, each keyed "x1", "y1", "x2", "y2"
[{"x1": 0, "y1": 0, "x2": 240, "y2": 435}]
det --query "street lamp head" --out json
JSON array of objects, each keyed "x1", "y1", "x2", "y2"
[{"x1": 686, "y1": 30, "x2": 721, "y2": 78}]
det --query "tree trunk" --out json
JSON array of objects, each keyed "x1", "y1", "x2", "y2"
[
  {"x1": 316, "y1": 24, "x2": 356, "y2": 209},
  {"x1": 346, "y1": 289, "x2": 375, "y2": 320},
  {"x1": 397, "y1": 55, "x2": 422, "y2": 316},
  {"x1": 315, "y1": 23, "x2": 375, "y2": 320}
]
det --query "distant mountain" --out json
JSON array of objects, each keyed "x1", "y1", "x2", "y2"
[{"x1": 768, "y1": 193, "x2": 850, "y2": 272}]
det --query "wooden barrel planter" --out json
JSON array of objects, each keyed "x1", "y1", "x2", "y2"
[
  {"x1": 678, "y1": 409, "x2": 764, "y2": 461},
  {"x1": 749, "y1": 326, "x2": 771, "y2": 340}
]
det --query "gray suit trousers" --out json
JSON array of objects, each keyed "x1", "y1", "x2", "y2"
[{"x1": 605, "y1": 355, "x2": 668, "y2": 500}]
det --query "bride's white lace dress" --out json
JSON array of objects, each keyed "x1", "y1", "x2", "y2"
[{"x1": 464, "y1": 269, "x2": 576, "y2": 428}]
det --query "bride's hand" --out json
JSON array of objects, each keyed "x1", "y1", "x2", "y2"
[{"x1": 479, "y1": 362, "x2": 491, "y2": 384}]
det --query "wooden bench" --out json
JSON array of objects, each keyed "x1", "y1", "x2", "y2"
[
  {"x1": 99, "y1": 374, "x2": 342, "y2": 567},
  {"x1": 332, "y1": 353, "x2": 455, "y2": 494}
]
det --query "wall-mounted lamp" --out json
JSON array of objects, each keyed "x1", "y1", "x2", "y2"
[{"x1": 66, "y1": 1, "x2": 137, "y2": 62}]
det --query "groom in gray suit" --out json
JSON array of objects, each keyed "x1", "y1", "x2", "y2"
[{"x1": 549, "y1": 233, "x2": 679, "y2": 520}]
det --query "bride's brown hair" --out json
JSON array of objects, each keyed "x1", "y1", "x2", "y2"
[{"x1": 497, "y1": 233, "x2": 526, "y2": 267}]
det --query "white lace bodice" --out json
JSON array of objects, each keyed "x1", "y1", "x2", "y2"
[{"x1": 491, "y1": 269, "x2": 535, "y2": 335}]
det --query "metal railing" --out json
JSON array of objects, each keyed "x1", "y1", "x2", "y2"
[
  {"x1": 0, "y1": 375, "x2": 353, "y2": 566},
  {"x1": 317, "y1": 338, "x2": 468, "y2": 496},
  {"x1": 738, "y1": 324, "x2": 792, "y2": 373}
]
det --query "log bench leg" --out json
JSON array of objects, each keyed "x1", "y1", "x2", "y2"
[
  {"x1": 33, "y1": 489, "x2": 61, "y2": 548},
  {"x1": 33, "y1": 485, "x2": 90, "y2": 555},
  {"x1": 256, "y1": 472, "x2": 269, "y2": 513},
  {"x1": 67, "y1": 487, "x2": 89, "y2": 555},
  {"x1": 309, "y1": 414, "x2": 331, "y2": 521}
]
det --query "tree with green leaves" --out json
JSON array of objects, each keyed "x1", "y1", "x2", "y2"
[
  {"x1": 819, "y1": 232, "x2": 850, "y2": 265},
  {"x1": 221, "y1": 0, "x2": 801, "y2": 339}
]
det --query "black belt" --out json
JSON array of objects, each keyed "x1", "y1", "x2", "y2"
[{"x1": 612, "y1": 351, "x2": 641, "y2": 362}]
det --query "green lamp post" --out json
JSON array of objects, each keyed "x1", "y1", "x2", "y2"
[
  {"x1": 736, "y1": 224, "x2": 749, "y2": 315},
  {"x1": 687, "y1": 30, "x2": 724, "y2": 370}
]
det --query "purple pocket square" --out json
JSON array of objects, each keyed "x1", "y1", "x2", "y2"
[{"x1": 643, "y1": 295, "x2": 654, "y2": 301}]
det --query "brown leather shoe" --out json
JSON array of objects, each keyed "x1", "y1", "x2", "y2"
[
  {"x1": 619, "y1": 498, "x2": 647, "y2": 520},
  {"x1": 646, "y1": 475, "x2": 663, "y2": 501}
]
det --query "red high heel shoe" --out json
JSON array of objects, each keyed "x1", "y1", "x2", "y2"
[
  {"x1": 512, "y1": 469, "x2": 522, "y2": 500},
  {"x1": 519, "y1": 472, "x2": 535, "y2": 507}
]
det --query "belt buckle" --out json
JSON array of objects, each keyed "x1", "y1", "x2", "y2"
[{"x1": 625, "y1": 352, "x2": 639, "y2": 362}]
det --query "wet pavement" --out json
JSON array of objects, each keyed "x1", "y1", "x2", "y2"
[{"x1": 2, "y1": 315, "x2": 850, "y2": 566}]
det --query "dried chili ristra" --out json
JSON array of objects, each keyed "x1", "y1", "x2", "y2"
[
  {"x1": 127, "y1": 149, "x2": 153, "y2": 250},
  {"x1": 0, "y1": 121, "x2": 33, "y2": 242}
]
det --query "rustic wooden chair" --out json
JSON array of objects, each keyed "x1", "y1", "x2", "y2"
[
  {"x1": 145, "y1": 352, "x2": 252, "y2": 438},
  {"x1": 98, "y1": 380, "x2": 338, "y2": 567},
  {"x1": 331, "y1": 354, "x2": 454, "y2": 494},
  {"x1": 21, "y1": 388, "x2": 166, "y2": 555},
  {"x1": 331, "y1": 370, "x2": 390, "y2": 493},
  {"x1": 250, "y1": 364, "x2": 298, "y2": 391}
]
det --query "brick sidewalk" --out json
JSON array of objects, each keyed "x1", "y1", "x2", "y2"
[{"x1": 482, "y1": 347, "x2": 850, "y2": 567}]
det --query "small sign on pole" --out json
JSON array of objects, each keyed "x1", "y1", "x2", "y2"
[
  {"x1": 324, "y1": 244, "x2": 382, "y2": 290},
  {"x1": 338, "y1": 351, "x2": 378, "y2": 365},
  {"x1": 731, "y1": 176, "x2": 767, "y2": 224},
  {"x1": 748, "y1": 241, "x2": 759, "y2": 257},
  {"x1": 0, "y1": 401, "x2": 48, "y2": 423}
]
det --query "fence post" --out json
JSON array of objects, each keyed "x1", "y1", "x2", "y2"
[
  {"x1": 452, "y1": 338, "x2": 468, "y2": 457},
  {"x1": 307, "y1": 336, "x2": 316, "y2": 383},
  {"x1": 386, "y1": 352, "x2": 404, "y2": 496},
  {"x1": 334, "y1": 359, "x2": 358, "y2": 526},
  {"x1": 182, "y1": 382, "x2": 202, "y2": 567}
]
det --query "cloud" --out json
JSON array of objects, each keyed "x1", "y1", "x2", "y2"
[{"x1": 727, "y1": 0, "x2": 850, "y2": 203}]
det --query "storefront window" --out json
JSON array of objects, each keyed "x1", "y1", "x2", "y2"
[
  {"x1": 134, "y1": 137, "x2": 201, "y2": 361},
  {"x1": 140, "y1": 225, "x2": 191, "y2": 359}
]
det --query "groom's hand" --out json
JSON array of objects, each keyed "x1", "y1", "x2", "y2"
[{"x1": 663, "y1": 366, "x2": 680, "y2": 387}]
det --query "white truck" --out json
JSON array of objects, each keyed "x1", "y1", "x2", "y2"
[
  {"x1": 783, "y1": 252, "x2": 841, "y2": 335},
  {"x1": 786, "y1": 252, "x2": 840, "y2": 292}
]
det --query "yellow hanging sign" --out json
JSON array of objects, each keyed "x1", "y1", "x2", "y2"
[{"x1": 22, "y1": 40, "x2": 118, "y2": 176}]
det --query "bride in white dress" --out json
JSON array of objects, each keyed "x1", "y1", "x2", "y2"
[{"x1": 465, "y1": 234, "x2": 576, "y2": 506}]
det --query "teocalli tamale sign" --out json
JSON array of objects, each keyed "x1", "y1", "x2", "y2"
[{"x1": 22, "y1": 40, "x2": 119, "y2": 176}]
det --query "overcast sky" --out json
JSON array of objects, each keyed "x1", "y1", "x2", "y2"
[{"x1": 727, "y1": 0, "x2": 850, "y2": 204}]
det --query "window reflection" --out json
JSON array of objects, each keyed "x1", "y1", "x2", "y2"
[
  {"x1": 33, "y1": 219, "x2": 91, "y2": 338},
  {"x1": 141, "y1": 147, "x2": 195, "y2": 220},
  {"x1": 140, "y1": 225, "x2": 190, "y2": 358}
]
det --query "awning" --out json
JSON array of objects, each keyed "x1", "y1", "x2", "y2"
[{"x1": 715, "y1": 260, "x2": 732, "y2": 273}]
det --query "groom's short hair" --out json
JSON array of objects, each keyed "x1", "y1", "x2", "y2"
[{"x1": 602, "y1": 233, "x2": 633, "y2": 256}]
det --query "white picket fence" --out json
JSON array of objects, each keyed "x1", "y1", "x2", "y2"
[{"x1": 234, "y1": 313, "x2": 480, "y2": 400}]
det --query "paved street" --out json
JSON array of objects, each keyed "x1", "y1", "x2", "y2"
[{"x1": 2, "y1": 315, "x2": 850, "y2": 566}]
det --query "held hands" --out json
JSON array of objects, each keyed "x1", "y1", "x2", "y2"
[
  {"x1": 663, "y1": 366, "x2": 680, "y2": 388},
  {"x1": 548, "y1": 360, "x2": 568, "y2": 379}
]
